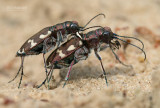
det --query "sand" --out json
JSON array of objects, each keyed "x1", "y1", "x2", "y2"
[{"x1": 0, "y1": 0, "x2": 160, "y2": 108}]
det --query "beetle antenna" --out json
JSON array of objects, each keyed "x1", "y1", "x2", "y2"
[
  {"x1": 113, "y1": 33, "x2": 144, "y2": 50},
  {"x1": 110, "y1": 45, "x2": 132, "y2": 67},
  {"x1": 115, "y1": 37, "x2": 146, "y2": 61},
  {"x1": 80, "y1": 26, "x2": 103, "y2": 31},
  {"x1": 82, "y1": 13, "x2": 105, "y2": 29}
]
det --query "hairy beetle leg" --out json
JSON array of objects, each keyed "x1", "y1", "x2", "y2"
[
  {"x1": 37, "y1": 64, "x2": 54, "y2": 89},
  {"x1": 8, "y1": 57, "x2": 25, "y2": 88},
  {"x1": 94, "y1": 50, "x2": 108, "y2": 86},
  {"x1": 63, "y1": 60, "x2": 74, "y2": 88},
  {"x1": 18, "y1": 57, "x2": 24, "y2": 88}
]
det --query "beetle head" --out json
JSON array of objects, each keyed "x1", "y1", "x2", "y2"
[
  {"x1": 70, "y1": 21, "x2": 80, "y2": 33},
  {"x1": 98, "y1": 27, "x2": 121, "y2": 49}
]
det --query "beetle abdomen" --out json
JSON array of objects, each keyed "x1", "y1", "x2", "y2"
[{"x1": 16, "y1": 27, "x2": 52, "y2": 56}]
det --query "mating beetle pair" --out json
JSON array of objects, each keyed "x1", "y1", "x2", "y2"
[
  {"x1": 9, "y1": 13, "x2": 146, "y2": 88},
  {"x1": 39, "y1": 27, "x2": 146, "y2": 88},
  {"x1": 9, "y1": 13, "x2": 105, "y2": 88}
]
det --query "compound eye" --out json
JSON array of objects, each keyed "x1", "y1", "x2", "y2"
[
  {"x1": 71, "y1": 23, "x2": 79, "y2": 32},
  {"x1": 103, "y1": 31, "x2": 109, "y2": 36},
  {"x1": 71, "y1": 23, "x2": 77, "y2": 28}
]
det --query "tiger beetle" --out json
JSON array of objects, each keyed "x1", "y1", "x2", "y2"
[
  {"x1": 9, "y1": 13, "x2": 106, "y2": 88},
  {"x1": 39, "y1": 26, "x2": 146, "y2": 88}
]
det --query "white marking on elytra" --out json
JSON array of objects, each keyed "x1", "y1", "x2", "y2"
[
  {"x1": 39, "y1": 31, "x2": 51, "y2": 39},
  {"x1": 67, "y1": 45, "x2": 76, "y2": 51},
  {"x1": 28, "y1": 39, "x2": 37, "y2": 48},
  {"x1": 76, "y1": 32, "x2": 82, "y2": 39},
  {"x1": 79, "y1": 41, "x2": 82, "y2": 45},
  {"x1": 17, "y1": 48, "x2": 25, "y2": 54},
  {"x1": 57, "y1": 49, "x2": 66, "y2": 58}
]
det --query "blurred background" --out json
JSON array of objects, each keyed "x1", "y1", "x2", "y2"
[{"x1": 0, "y1": 0, "x2": 160, "y2": 107}]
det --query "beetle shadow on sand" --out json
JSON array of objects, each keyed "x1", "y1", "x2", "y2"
[{"x1": 59, "y1": 63, "x2": 135, "y2": 81}]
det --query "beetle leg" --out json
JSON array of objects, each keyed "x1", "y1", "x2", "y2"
[
  {"x1": 60, "y1": 31, "x2": 64, "y2": 42},
  {"x1": 37, "y1": 64, "x2": 54, "y2": 89},
  {"x1": 63, "y1": 46, "x2": 90, "y2": 88},
  {"x1": 63, "y1": 60, "x2": 74, "y2": 88},
  {"x1": 37, "y1": 62, "x2": 56, "y2": 89},
  {"x1": 37, "y1": 78, "x2": 46, "y2": 88},
  {"x1": 18, "y1": 56, "x2": 24, "y2": 88},
  {"x1": 43, "y1": 37, "x2": 56, "y2": 53},
  {"x1": 57, "y1": 31, "x2": 63, "y2": 47},
  {"x1": 74, "y1": 46, "x2": 90, "y2": 62},
  {"x1": 8, "y1": 57, "x2": 24, "y2": 83},
  {"x1": 8, "y1": 56, "x2": 25, "y2": 88},
  {"x1": 42, "y1": 53, "x2": 49, "y2": 87},
  {"x1": 99, "y1": 44, "x2": 109, "y2": 51},
  {"x1": 94, "y1": 49, "x2": 108, "y2": 86},
  {"x1": 37, "y1": 39, "x2": 52, "y2": 89},
  {"x1": 41, "y1": 41, "x2": 50, "y2": 88},
  {"x1": 45, "y1": 64, "x2": 54, "y2": 89},
  {"x1": 47, "y1": 65, "x2": 54, "y2": 86}
]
